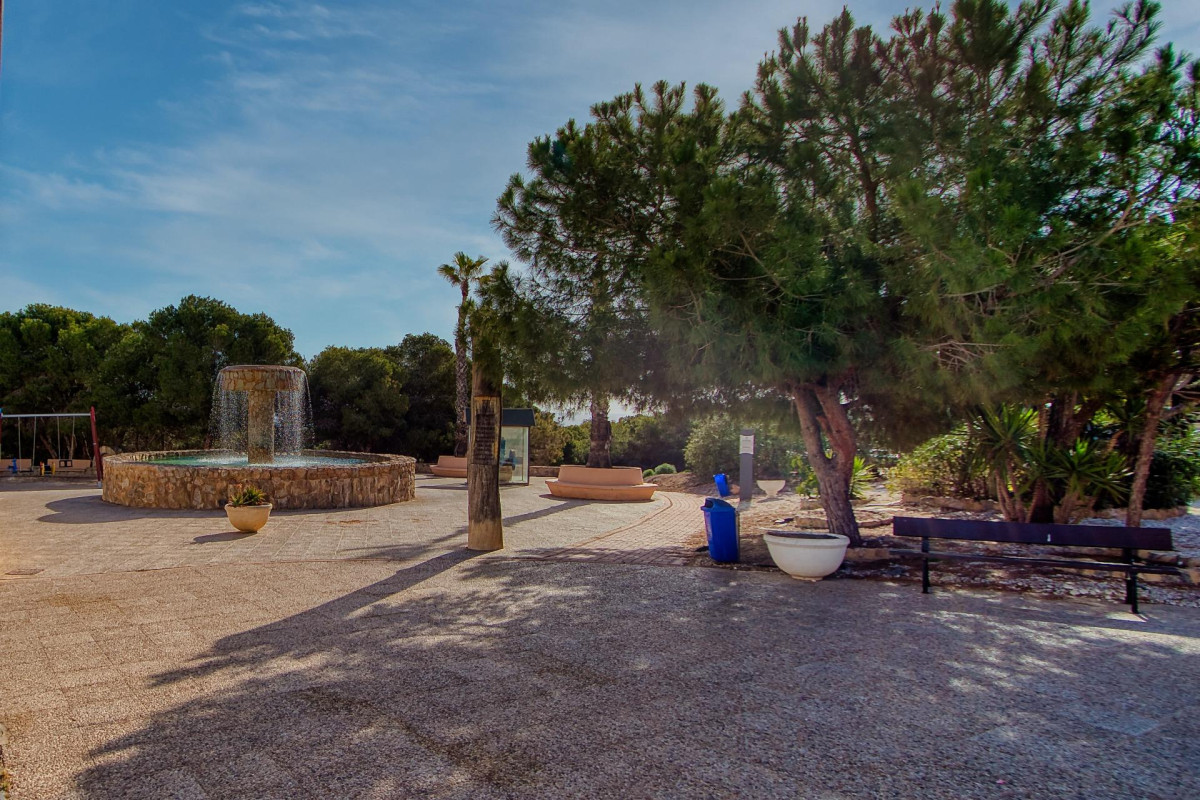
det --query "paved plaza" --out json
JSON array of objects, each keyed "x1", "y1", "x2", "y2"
[{"x1": 2, "y1": 478, "x2": 1199, "y2": 798}]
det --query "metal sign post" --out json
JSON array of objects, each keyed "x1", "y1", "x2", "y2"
[{"x1": 739, "y1": 429, "x2": 755, "y2": 508}]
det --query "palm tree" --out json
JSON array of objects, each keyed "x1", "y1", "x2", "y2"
[{"x1": 438, "y1": 252, "x2": 488, "y2": 457}]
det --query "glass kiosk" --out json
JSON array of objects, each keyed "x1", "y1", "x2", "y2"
[{"x1": 498, "y1": 408, "x2": 534, "y2": 485}]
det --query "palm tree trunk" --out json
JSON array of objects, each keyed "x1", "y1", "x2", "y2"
[
  {"x1": 452, "y1": 305, "x2": 470, "y2": 458},
  {"x1": 587, "y1": 396, "x2": 612, "y2": 468}
]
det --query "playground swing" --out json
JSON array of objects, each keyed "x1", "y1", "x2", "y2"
[{"x1": 1, "y1": 408, "x2": 103, "y2": 481}]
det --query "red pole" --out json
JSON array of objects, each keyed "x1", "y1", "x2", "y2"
[{"x1": 90, "y1": 406, "x2": 103, "y2": 482}]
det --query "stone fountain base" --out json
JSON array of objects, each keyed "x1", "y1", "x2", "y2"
[{"x1": 101, "y1": 450, "x2": 415, "y2": 510}]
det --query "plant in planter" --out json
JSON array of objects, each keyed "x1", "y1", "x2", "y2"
[{"x1": 225, "y1": 485, "x2": 273, "y2": 533}]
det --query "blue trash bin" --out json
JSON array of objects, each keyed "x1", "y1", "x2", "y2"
[
  {"x1": 702, "y1": 497, "x2": 739, "y2": 563},
  {"x1": 713, "y1": 473, "x2": 731, "y2": 497}
]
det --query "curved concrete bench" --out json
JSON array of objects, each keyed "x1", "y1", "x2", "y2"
[
  {"x1": 430, "y1": 455, "x2": 468, "y2": 478},
  {"x1": 546, "y1": 465, "x2": 657, "y2": 501}
]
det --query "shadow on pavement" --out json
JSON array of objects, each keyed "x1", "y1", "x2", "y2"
[
  {"x1": 38, "y1": 494, "x2": 355, "y2": 524},
  {"x1": 71, "y1": 559, "x2": 1200, "y2": 799}
]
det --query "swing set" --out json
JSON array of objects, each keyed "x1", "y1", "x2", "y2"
[{"x1": 0, "y1": 407, "x2": 104, "y2": 481}]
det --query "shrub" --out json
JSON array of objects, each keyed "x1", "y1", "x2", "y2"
[
  {"x1": 643, "y1": 468, "x2": 655, "y2": 479},
  {"x1": 611, "y1": 414, "x2": 691, "y2": 470},
  {"x1": 1143, "y1": 430, "x2": 1200, "y2": 508},
  {"x1": 653, "y1": 463, "x2": 677, "y2": 475},
  {"x1": 529, "y1": 411, "x2": 568, "y2": 465},
  {"x1": 888, "y1": 429, "x2": 987, "y2": 499},
  {"x1": 560, "y1": 422, "x2": 591, "y2": 465},
  {"x1": 684, "y1": 415, "x2": 798, "y2": 479},
  {"x1": 792, "y1": 453, "x2": 873, "y2": 499}
]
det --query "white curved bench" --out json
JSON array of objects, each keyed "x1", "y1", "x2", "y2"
[
  {"x1": 546, "y1": 465, "x2": 657, "y2": 501},
  {"x1": 430, "y1": 455, "x2": 468, "y2": 478}
]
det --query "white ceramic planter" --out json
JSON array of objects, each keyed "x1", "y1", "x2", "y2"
[
  {"x1": 225, "y1": 503, "x2": 272, "y2": 533},
  {"x1": 756, "y1": 479, "x2": 787, "y2": 497},
  {"x1": 762, "y1": 530, "x2": 849, "y2": 581}
]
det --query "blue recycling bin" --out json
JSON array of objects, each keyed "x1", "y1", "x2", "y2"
[
  {"x1": 713, "y1": 473, "x2": 731, "y2": 497},
  {"x1": 702, "y1": 497, "x2": 739, "y2": 563}
]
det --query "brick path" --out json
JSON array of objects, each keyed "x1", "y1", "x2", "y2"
[{"x1": 521, "y1": 491, "x2": 706, "y2": 566}]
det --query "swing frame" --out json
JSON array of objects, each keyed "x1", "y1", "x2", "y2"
[{"x1": 0, "y1": 407, "x2": 103, "y2": 480}]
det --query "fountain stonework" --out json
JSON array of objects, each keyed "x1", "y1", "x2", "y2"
[
  {"x1": 102, "y1": 364, "x2": 415, "y2": 510},
  {"x1": 219, "y1": 364, "x2": 305, "y2": 464}
]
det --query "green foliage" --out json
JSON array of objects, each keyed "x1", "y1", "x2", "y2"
[
  {"x1": 610, "y1": 414, "x2": 691, "y2": 471},
  {"x1": 643, "y1": 468, "x2": 655, "y2": 480},
  {"x1": 307, "y1": 335, "x2": 457, "y2": 460},
  {"x1": 386, "y1": 333, "x2": 456, "y2": 462},
  {"x1": 969, "y1": 406, "x2": 1132, "y2": 522},
  {"x1": 888, "y1": 429, "x2": 987, "y2": 499},
  {"x1": 1030, "y1": 439, "x2": 1131, "y2": 523},
  {"x1": 684, "y1": 415, "x2": 798, "y2": 479},
  {"x1": 0, "y1": 297, "x2": 300, "y2": 455},
  {"x1": 561, "y1": 422, "x2": 591, "y2": 465},
  {"x1": 0, "y1": 304, "x2": 128, "y2": 460},
  {"x1": 227, "y1": 485, "x2": 269, "y2": 507},
  {"x1": 653, "y1": 463, "x2": 677, "y2": 475},
  {"x1": 120, "y1": 296, "x2": 301, "y2": 448},
  {"x1": 1144, "y1": 430, "x2": 1200, "y2": 509},
  {"x1": 308, "y1": 346, "x2": 409, "y2": 453},
  {"x1": 793, "y1": 453, "x2": 872, "y2": 500},
  {"x1": 529, "y1": 411, "x2": 569, "y2": 465},
  {"x1": 500, "y1": 1, "x2": 1199, "y2": 540}
]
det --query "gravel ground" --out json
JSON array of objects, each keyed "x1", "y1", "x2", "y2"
[{"x1": 682, "y1": 480, "x2": 1200, "y2": 608}]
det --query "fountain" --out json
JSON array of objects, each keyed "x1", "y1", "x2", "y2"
[
  {"x1": 101, "y1": 364, "x2": 415, "y2": 509},
  {"x1": 213, "y1": 364, "x2": 307, "y2": 464}
]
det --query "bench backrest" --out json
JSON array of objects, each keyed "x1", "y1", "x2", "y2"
[
  {"x1": 557, "y1": 465, "x2": 645, "y2": 486},
  {"x1": 892, "y1": 516, "x2": 1173, "y2": 551}
]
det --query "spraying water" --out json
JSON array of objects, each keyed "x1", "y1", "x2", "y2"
[{"x1": 208, "y1": 365, "x2": 314, "y2": 464}]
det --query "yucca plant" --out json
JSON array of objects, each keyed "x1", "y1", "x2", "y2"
[
  {"x1": 1032, "y1": 440, "x2": 1130, "y2": 524},
  {"x1": 970, "y1": 406, "x2": 1038, "y2": 521},
  {"x1": 792, "y1": 453, "x2": 872, "y2": 500},
  {"x1": 227, "y1": 485, "x2": 270, "y2": 507}
]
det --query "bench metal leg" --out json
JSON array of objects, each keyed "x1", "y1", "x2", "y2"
[
  {"x1": 921, "y1": 538, "x2": 931, "y2": 594},
  {"x1": 1126, "y1": 569, "x2": 1139, "y2": 614}
]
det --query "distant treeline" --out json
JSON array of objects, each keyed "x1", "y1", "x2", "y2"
[{"x1": 0, "y1": 296, "x2": 457, "y2": 463}]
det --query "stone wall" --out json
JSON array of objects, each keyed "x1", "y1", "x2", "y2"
[{"x1": 102, "y1": 450, "x2": 415, "y2": 510}]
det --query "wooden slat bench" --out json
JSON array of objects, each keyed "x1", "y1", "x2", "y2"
[{"x1": 891, "y1": 516, "x2": 1181, "y2": 613}]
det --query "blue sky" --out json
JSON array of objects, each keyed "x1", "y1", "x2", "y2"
[{"x1": 3, "y1": 0, "x2": 1199, "y2": 359}]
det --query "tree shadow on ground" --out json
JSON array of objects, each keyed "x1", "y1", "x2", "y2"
[
  {"x1": 71, "y1": 561, "x2": 1200, "y2": 799},
  {"x1": 38, "y1": 494, "x2": 334, "y2": 524},
  {"x1": 336, "y1": 499, "x2": 589, "y2": 562}
]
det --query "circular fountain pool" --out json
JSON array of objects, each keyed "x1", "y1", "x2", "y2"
[
  {"x1": 101, "y1": 364, "x2": 416, "y2": 510},
  {"x1": 102, "y1": 449, "x2": 415, "y2": 510}
]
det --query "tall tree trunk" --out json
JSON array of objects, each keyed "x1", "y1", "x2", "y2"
[
  {"x1": 587, "y1": 395, "x2": 612, "y2": 468},
  {"x1": 791, "y1": 385, "x2": 862, "y2": 547},
  {"x1": 467, "y1": 361, "x2": 503, "y2": 551},
  {"x1": 1126, "y1": 374, "x2": 1175, "y2": 528},
  {"x1": 452, "y1": 315, "x2": 470, "y2": 458}
]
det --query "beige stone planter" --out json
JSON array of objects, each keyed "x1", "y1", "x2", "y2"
[{"x1": 225, "y1": 503, "x2": 273, "y2": 533}]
